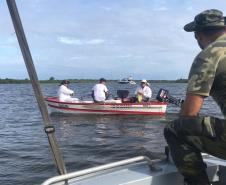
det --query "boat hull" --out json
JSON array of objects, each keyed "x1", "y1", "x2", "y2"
[
  {"x1": 45, "y1": 97, "x2": 167, "y2": 115},
  {"x1": 118, "y1": 80, "x2": 136, "y2": 84},
  {"x1": 118, "y1": 81, "x2": 129, "y2": 84}
]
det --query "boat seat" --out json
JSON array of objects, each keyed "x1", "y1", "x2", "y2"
[
  {"x1": 117, "y1": 90, "x2": 129, "y2": 99},
  {"x1": 105, "y1": 99, "x2": 122, "y2": 103}
]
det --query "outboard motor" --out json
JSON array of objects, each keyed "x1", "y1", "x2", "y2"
[
  {"x1": 156, "y1": 88, "x2": 184, "y2": 106},
  {"x1": 156, "y1": 89, "x2": 169, "y2": 102}
]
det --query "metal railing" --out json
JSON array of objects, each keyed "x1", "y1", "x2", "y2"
[{"x1": 42, "y1": 156, "x2": 161, "y2": 185}]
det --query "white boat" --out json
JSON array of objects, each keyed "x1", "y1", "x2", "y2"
[
  {"x1": 45, "y1": 97, "x2": 167, "y2": 115},
  {"x1": 129, "y1": 80, "x2": 136, "y2": 85},
  {"x1": 118, "y1": 76, "x2": 136, "y2": 84}
]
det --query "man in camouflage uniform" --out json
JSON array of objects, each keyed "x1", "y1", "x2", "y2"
[{"x1": 164, "y1": 9, "x2": 226, "y2": 185}]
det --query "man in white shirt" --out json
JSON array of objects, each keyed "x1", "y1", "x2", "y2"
[
  {"x1": 57, "y1": 80, "x2": 78, "y2": 102},
  {"x1": 92, "y1": 78, "x2": 109, "y2": 103},
  {"x1": 135, "y1": 79, "x2": 152, "y2": 102}
]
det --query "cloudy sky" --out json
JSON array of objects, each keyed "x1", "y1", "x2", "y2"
[{"x1": 1, "y1": 0, "x2": 226, "y2": 80}]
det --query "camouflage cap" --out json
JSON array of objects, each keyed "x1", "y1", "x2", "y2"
[{"x1": 184, "y1": 9, "x2": 226, "y2": 32}]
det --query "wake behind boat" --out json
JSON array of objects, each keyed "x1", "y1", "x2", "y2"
[{"x1": 45, "y1": 97, "x2": 167, "y2": 115}]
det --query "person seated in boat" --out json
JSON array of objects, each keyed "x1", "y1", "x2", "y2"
[
  {"x1": 134, "y1": 79, "x2": 152, "y2": 102},
  {"x1": 57, "y1": 80, "x2": 79, "y2": 102},
  {"x1": 92, "y1": 78, "x2": 109, "y2": 103}
]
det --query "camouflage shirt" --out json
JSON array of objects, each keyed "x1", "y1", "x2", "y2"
[{"x1": 187, "y1": 33, "x2": 226, "y2": 116}]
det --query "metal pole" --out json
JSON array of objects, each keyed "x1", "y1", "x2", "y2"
[{"x1": 6, "y1": 0, "x2": 67, "y2": 175}]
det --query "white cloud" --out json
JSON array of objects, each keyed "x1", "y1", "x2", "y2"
[
  {"x1": 57, "y1": 37, "x2": 83, "y2": 45},
  {"x1": 0, "y1": 37, "x2": 17, "y2": 47},
  {"x1": 153, "y1": 6, "x2": 168, "y2": 11},
  {"x1": 116, "y1": 54, "x2": 133, "y2": 58},
  {"x1": 186, "y1": 6, "x2": 193, "y2": 11},
  {"x1": 69, "y1": 56, "x2": 86, "y2": 60},
  {"x1": 57, "y1": 37, "x2": 105, "y2": 45},
  {"x1": 86, "y1": 39, "x2": 105, "y2": 45},
  {"x1": 100, "y1": 6, "x2": 112, "y2": 11}
]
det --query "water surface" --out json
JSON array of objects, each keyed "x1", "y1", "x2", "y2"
[{"x1": 0, "y1": 82, "x2": 222, "y2": 185}]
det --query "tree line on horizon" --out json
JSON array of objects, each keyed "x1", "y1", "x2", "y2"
[{"x1": 0, "y1": 77, "x2": 188, "y2": 84}]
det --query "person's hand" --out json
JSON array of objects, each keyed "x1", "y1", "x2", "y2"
[{"x1": 137, "y1": 91, "x2": 143, "y2": 95}]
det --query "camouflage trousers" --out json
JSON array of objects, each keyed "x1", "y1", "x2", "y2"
[{"x1": 164, "y1": 116, "x2": 226, "y2": 184}]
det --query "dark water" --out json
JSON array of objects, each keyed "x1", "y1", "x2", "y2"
[{"x1": 0, "y1": 82, "x2": 222, "y2": 185}]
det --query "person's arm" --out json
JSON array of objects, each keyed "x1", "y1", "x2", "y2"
[
  {"x1": 62, "y1": 85, "x2": 74, "y2": 95},
  {"x1": 182, "y1": 54, "x2": 217, "y2": 116},
  {"x1": 135, "y1": 87, "x2": 143, "y2": 95},
  {"x1": 181, "y1": 94, "x2": 204, "y2": 116},
  {"x1": 144, "y1": 87, "x2": 152, "y2": 98},
  {"x1": 104, "y1": 86, "x2": 109, "y2": 99},
  {"x1": 135, "y1": 87, "x2": 138, "y2": 95},
  {"x1": 91, "y1": 90, "x2": 95, "y2": 100}
]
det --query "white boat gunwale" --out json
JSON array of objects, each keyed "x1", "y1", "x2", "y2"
[{"x1": 45, "y1": 97, "x2": 167, "y2": 106}]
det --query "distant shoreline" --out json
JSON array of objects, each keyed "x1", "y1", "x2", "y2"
[{"x1": 0, "y1": 78, "x2": 188, "y2": 84}]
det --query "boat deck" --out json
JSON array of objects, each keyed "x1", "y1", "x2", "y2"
[{"x1": 42, "y1": 155, "x2": 223, "y2": 185}]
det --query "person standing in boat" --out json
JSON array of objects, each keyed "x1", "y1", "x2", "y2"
[
  {"x1": 134, "y1": 79, "x2": 152, "y2": 102},
  {"x1": 164, "y1": 9, "x2": 226, "y2": 185},
  {"x1": 57, "y1": 80, "x2": 78, "y2": 102},
  {"x1": 92, "y1": 78, "x2": 109, "y2": 103}
]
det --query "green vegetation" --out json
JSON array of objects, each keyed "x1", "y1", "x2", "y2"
[
  {"x1": 149, "y1": 78, "x2": 188, "y2": 83},
  {"x1": 0, "y1": 78, "x2": 100, "y2": 84},
  {"x1": 175, "y1": 78, "x2": 188, "y2": 83},
  {"x1": 0, "y1": 78, "x2": 30, "y2": 84},
  {"x1": 0, "y1": 77, "x2": 188, "y2": 84}
]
